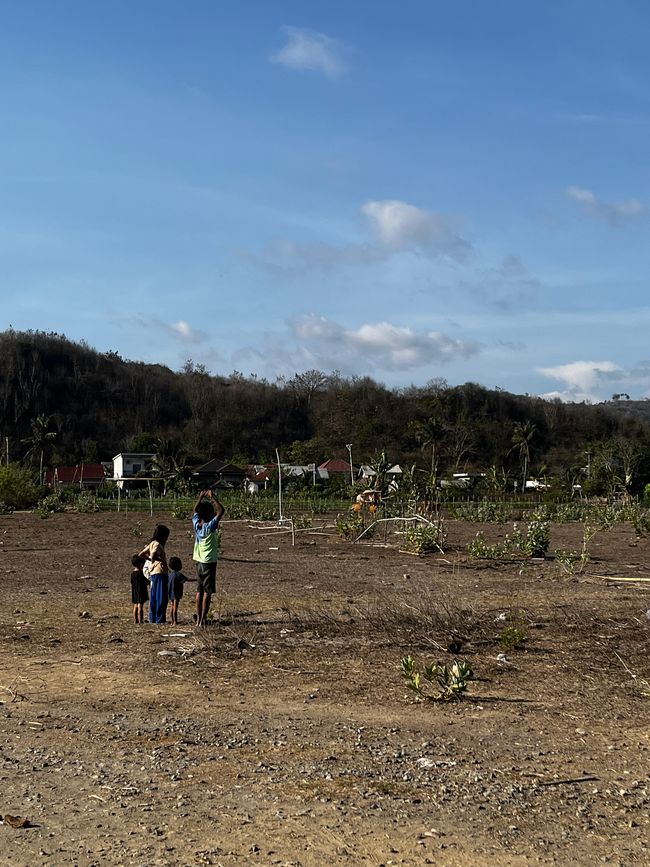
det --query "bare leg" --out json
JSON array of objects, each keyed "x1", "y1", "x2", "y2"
[
  {"x1": 196, "y1": 591, "x2": 203, "y2": 626},
  {"x1": 139, "y1": 603, "x2": 145, "y2": 623},
  {"x1": 133, "y1": 604, "x2": 139, "y2": 624},
  {"x1": 201, "y1": 591, "x2": 212, "y2": 625}
]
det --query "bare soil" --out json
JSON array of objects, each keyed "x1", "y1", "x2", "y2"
[{"x1": 1, "y1": 512, "x2": 650, "y2": 866}]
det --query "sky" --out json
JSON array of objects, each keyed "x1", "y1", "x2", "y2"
[{"x1": 1, "y1": 0, "x2": 650, "y2": 402}]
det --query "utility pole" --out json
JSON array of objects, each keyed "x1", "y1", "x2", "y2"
[
  {"x1": 5, "y1": 436, "x2": 8, "y2": 467},
  {"x1": 346, "y1": 443, "x2": 354, "y2": 486}
]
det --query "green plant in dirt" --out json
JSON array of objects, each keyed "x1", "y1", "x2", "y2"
[
  {"x1": 520, "y1": 517, "x2": 550, "y2": 557},
  {"x1": 628, "y1": 506, "x2": 650, "y2": 539},
  {"x1": 131, "y1": 521, "x2": 143, "y2": 538},
  {"x1": 554, "y1": 549, "x2": 582, "y2": 574},
  {"x1": 499, "y1": 620, "x2": 527, "y2": 650},
  {"x1": 467, "y1": 531, "x2": 506, "y2": 559},
  {"x1": 73, "y1": 492, "x2": 98, "y2": 513},
  {"x1": 402, "y1": 521, "x2": 446, "y2": 554},
  {"x1": 401, "y1": 655, "x2": 473, "y2": 702},
  {"x1": 0, "y1": 500, "x2": 15, "y2": 515},
  {"x1": 292, "y1": 514, "x2": 313, "y2": 530},
  {"x1": 453, "y1": 501, "x2": 509, "y2": 524},
  {"x1": 171, "y1": 503, "x2": 189, "y2": 520},
  {"x1": 0, "y1": 463, "x2": 39, "y2": 509},
  {"x1": 554, "y1": 521, "x2": 600, "y2": 574},
  {"x1": 335, "y1": 512, "x2": 364, "y2": 541},
  {"x1": 35, "y1": 493, "x2": 65, "y2": 518}
]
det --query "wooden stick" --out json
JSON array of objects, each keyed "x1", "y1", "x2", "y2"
[
  {"x1": 539, "y1": 774, "x2": 599, "y2": 787},
  {"x1": 599, "y1": 575, "x2": 650, "y2": 583}
]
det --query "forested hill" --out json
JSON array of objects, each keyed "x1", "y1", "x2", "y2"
[{"x1": 0, "y1": 330, "x2": 648, "y2": 482}]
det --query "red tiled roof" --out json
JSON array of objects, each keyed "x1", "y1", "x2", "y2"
[
  {"x1": 44, "y1": 464, "x2": 106, "y2": 485},
  {"x1": 318, "y1": 458, "x2": 353, "y2": 473}
]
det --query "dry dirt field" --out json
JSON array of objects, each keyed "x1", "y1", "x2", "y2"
[{"x1": 1, "y1": 511, "x2": 650, "y2": 866}]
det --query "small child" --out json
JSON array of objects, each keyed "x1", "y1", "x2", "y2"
[
  {"x1": 131, "y1": 554, "x2": 149, "y2": 624},
  {"x1": 167, "y1": 556, "x2": 192, "y2": 625}
]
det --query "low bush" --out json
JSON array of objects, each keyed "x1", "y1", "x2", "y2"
[{"x1": 0, "y1": 464, "x2": 39, "y2": 509}]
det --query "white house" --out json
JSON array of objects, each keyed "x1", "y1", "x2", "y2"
[{"x1": 112, "y1": 452, "x2": 155, "y2": 488}]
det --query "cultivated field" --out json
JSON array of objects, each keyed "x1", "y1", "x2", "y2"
[{"x1": 1, "y1": 512, "x2": 649, "y2": 866}]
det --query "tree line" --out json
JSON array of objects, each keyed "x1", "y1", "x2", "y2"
[{"x1": 1, "y1": 329, "x2": 650, "y2": 496}]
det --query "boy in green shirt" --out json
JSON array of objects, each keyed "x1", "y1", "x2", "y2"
[{"x1": 192, "y1": 489, "x2": 225, "y2": 626}]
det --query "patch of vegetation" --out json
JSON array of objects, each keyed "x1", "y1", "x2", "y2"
[
  {"x1": 35, "y1": 493, "x2": 66, "y2": 518},
  {"x1": 401, "y1": 655, "x2": 473, "y2": 702},
  {"x1": 499, "y1": 619, "x2": 527, "y2": 650},
  {"x1": 335, "y1": 513, "x2": 365, "y2": 541},
  {"x1": 73, "y1": 492, "x2": 98, "y2": 513},
  {"x1": 402, "y1": 521, "x2": 446, "y2": 554},
  {"x1": 0, "y1": 463, "x2": 39, "y2": 510}
]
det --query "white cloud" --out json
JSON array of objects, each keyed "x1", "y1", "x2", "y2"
[
  {"x1": 290, "y1": 314, "x2": 479, "y2": 372},
  {"x1": 270, "y1": 26, "x2": 347, "y2": 79},
  {"x1": 167, "y1": 319, "x2": 208, "y2": 342},
  {"x1": 566, "y1": 186, "x2": 646, "y2": 226},
  {"x1": 538, "y1": 360, "x2": 622, "y2": 402},
  {"x1": 246, "y1": 199, "x2": 470, "y2": 273},
  {"x1": 361, "y1": 200, "x2": 470, "y2": 260},
  {"x1": 125, "y1": 314, "x2": 208, "y2": 344}
]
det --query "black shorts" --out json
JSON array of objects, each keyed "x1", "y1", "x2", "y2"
[{"x1": 196, "y1": 561, "x2": 217, "y2": 594}]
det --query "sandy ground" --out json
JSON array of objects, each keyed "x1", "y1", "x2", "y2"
[{"x1": 1, "y1": 511, "x2": 650, "y2": 866}]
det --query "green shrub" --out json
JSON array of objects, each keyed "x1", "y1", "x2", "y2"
[
  {"x1": 0, "y1": 464, "x2": 39, "y2": 509},
  {"x1": 35, "y1": 493, "x2": 66, "y2": 518},
  {"x1": 402, "y1": 522, "x2": 446, "y2": 554},
  {"x1": 73, "y1": 492, "x2": 98, "y2": 513},
  {"x1": 401, "y1": 655, "x2": 473, "y2": 702},
  {"x1": 0, "y1": 500, "x2": 15, "y2": 515}
]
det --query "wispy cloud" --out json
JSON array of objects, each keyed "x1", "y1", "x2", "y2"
[
  {"x1": 166, "y1": 319, "x2": 208, "y2": 343},
  {"x1": 270, "y1": 26, "x2": 347, "y2": 79},
  {"x1": 462, "y1": 255, "x2": 540, "y2": 311},
  {"x1": 127, "y1": 315, "x2": 208, "y2": 344},
  {"x1": 236, "y1": 314, "x2": 479, "y2": 376},
  {"x1": 566, "y1": 186, "x2": 646, "y2": 226},
  {"x1": 538, "y1": 360, "x2": 622, "y2": 402},
  {"x1": 361, "y1": 200, "x2": 471, "y2": 260},
  {"x1": 246, "y1": 199, "x2": 471, "y2": 273}
]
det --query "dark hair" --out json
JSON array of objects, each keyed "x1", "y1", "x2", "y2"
[
  {"x1": 131, "y1": 554, "x2": 145, "y2": 568},
  {"x1": 169, "y1": 556, "x2": 182, "y2": 571},
  {"x1": 151, "y1": 524, "x2": 170, "y2": 545},
  {"x1": 196, "y1": 500, "x2": 215, "y2": 522}
]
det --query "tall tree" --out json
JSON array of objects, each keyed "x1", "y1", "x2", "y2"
[
  {"x1": 510, "y1": 421, "x2": 536, "y2": 494},
  {"x1": 23, "y1": 414, "x2": 57, "y2": 485}
]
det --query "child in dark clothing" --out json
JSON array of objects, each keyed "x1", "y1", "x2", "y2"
[
  {"x1": 131, "y1": 554, "x2": 149, "y2": 624},
  {"x1": 168, "y1": 556, "x2": 193, "y2": 626}
]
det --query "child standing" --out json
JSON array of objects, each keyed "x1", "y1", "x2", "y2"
[
  {"x1": 167, "y1": 556, "x2": 192, "y2": 625},
  {"x1": 192, "y1": 489, "x2": 225, "y2": 626},
  {"x1": 131, "y1": 554, "x2": 148, "y2": 624},
  {"x1": 139, "y1": 524, "x2": 170, "y2": 623}
]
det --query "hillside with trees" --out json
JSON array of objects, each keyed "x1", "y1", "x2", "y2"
[{"x1": 1, "y1": 329, "x2": 650, "y2": 496}]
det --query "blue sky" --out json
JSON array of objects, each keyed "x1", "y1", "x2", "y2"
[{"x1": 2, "y1": 0, "x2": 650, "y2": 401}]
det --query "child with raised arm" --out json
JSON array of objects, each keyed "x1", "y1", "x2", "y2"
[
  {"x1": 130, "y1": 554, "x2": 148, "y2": 624},
  {"x1": 192, "y1": 489, "x2": 225, "y2": 626},
  {"x1": 139, "y1": 524, "x2": 170, "y2": 623}
]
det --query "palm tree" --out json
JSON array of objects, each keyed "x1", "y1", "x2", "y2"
[
  {"x1": 412, "y1": 415, "x2": 445, "y2": 490},
  {"x1": 509, "y1": 421, "x2": 536, "y2": 494},
  {"x1": 151, "y1": 437, "x2": 191, "y2": 496},
  {"x1": 23, "y1": 415, "x2": 57, "y2": 486}
]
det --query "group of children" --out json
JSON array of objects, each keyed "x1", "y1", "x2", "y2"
[{"x1": 130, "y1": 489, "x2": 225, "y2": 627}]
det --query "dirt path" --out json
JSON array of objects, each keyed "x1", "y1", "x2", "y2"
[{"x1": 1, "y1": 512, "x2": 649, "y2": 865}]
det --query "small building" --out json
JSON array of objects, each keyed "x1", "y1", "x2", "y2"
[
  {"x1": 44, "y1": 463, "x2": 106, "y2": 489},
  {"x1": 192, "y1": 459, "x2": 247, "y2": 490},
  {"x1": 318, "y1": 458, "x2": 356, "y2": 481},
  {"x1": 112, "y1": 453, "x2": 155, "y2": 487}
]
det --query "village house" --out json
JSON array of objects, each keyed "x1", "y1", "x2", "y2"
[{"x1": 44, "y1": 463, "x2": 106, "y2": 489}]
